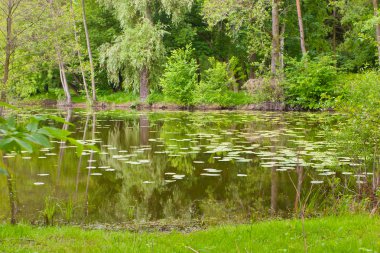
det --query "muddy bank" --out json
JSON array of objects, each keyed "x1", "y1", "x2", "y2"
[{"x1": 17, "y1": 99, "x2": 291, "y2": 111}]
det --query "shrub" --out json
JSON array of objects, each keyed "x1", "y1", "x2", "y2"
[
  {"x1": 243, "y1": 77, "x2": 283, "y2": 103},
  {"x1": 197, "y1": 57, "x2": 232, "y2": 106},
  {"x1": 284, "y1": 55, "x2": 338, "y2": 109},
  {"x1": 160, "y1": 45, "x2": 198, "y2": 106}
]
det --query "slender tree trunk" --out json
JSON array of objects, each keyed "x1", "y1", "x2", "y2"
[
  {"x1": 332, "y1": 6, "x2": 337, "y2": 53},
  {"x1": 140, "y1": 66, "x2": 149, "y2": 102},
  {"x1": 81, "y1": 0, "x2": 96, "y2": 102},
  {"x1": 70, "y1": 0, "x2": 90, "y2": 103},
  {"x1": 249, "y1": 53, "x2": 256, "y2": 79},
  {"x1": 49, "y1": 0, "x2": 71, "y2": 104},
  {"x1": 58, "y1": 57, "x2": 72, "y2": 104},
  {"x1": 294, "y1": 167, "x2": 304, "y2": 212},
  {"x1": 280, "y1": 24, "x2": 285, "y2": 70},
  {"x1": 373, "y1": 0, "x2": 380, "y2": 64},
  {"x1": 270, "y1": 167, "x2": 278, "y2": 214},
  {"x1": 296, "y1": 0, "x2": 307, "y2": 55},
  {"x1": 7, "y1": 173, "x2": 16, "y2": 224},
  {"x1": 271, "y1": 0, "x2": 281, "y2": 75},
  {"x1": 2, "y1": 0, "x2": 14, "y2": 101}
]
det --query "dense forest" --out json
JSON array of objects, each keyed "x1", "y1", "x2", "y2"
[{"x1": 1, "y1": 0, "x2": 380, "y2": 109}]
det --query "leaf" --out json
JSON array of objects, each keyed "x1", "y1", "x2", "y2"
[
  {"x1": 14, "y1": 138, "x2": 33, "y2": 153},
  {"x1": 0, "y1": 167, "x2": 8, "y2": 176},
  {"x1": 38, "y1": 127, "x2": 71, "y2": 139},
  {"x1": 0, "y1": 102, "x2": 18, "y2": 110},
  {"x1": 47, "y1": 115, "x2": 74, "y2": 126},
  {"x1": 25, "y1": 133, "x2": 51, "y2": 147}
]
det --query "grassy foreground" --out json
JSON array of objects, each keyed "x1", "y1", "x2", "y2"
[{"x1": 0, "y1": 215, "x2": 379, "y2": 253}]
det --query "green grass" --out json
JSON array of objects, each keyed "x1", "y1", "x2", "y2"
[
  {"x1": 0, "y1": 215, "x2": 379, "y2": 252},
  {"x1": 97, "y1": 91, "x2": 139, "y2": 104}
]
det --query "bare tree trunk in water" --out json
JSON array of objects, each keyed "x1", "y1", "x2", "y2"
[
  {"x1": 271, "y1": 167, "x2": 278, "y2": 214},
  {"x1": 294, "y1": 166, "x2": 304, "y2": 212},
  {"x1": 139, "y1": 115, "x2": 149, "y2": 145},
  {"x1": 373, "y1": 0, "x2": 380, "y2": 64},
  {"x1": 3, "y1": 154, "x2": 16, "y2": 224},
  {"x1": 7, "y1": 173, "x2": 16, "y2": 224},
  {"x1": 85, "y1": 113, "x2": 96, "y2": 217},
  {"x1": 140, "y1": 66, "x2": 149, "y2": 102},
  {"x1": 70, "y1": 0, "x2": 90, "y2": 103},
  {"x1": 81, "y1": 0, "x2": 96, "y2": 102},
  {"x1": 271, "y1": 0, "x2": 281, "y2": 75},
  {"x1": 296, "y1": 0, "x2": 307, "y2": 55}
]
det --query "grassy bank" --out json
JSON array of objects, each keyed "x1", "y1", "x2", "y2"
[{"x1": 1, "y1": 215, "x2": 379, "y2": 252}]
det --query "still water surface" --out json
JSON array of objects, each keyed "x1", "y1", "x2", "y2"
[{"x1": 0, "y1": 109, "x2": 373, "y2": 226}]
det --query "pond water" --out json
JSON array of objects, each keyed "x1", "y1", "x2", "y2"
[{"x1": 0, "y1": 109, "x2": 376, "y2": 228}]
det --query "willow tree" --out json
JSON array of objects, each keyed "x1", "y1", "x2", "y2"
[{"x1": 99, "y1": 0, "x2": 193, "y2": 102}]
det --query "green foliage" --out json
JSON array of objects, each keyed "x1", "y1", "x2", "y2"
[
  {"x1": 284, "y1": 55, "x2": 338, "y2": 109},
  {"x1": 331, "y1": 71, "x2": 380, "y2": 162},
  {"x1": 97, "y1": 91, "x2": 139, "y2": 104},
  {"x1": 243, "y1": 77, "x2": 283, "y2": 103},
  {"x1": 196, "y1": 57, "x2": 230, "y2": 106},
  {"x1": 160, "y1": 46, "x2": 198, "y2": 106}
]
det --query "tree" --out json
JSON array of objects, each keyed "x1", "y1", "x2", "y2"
[
  {"x1": 48, "y1": 0, "x2": 72, "y2": 104},
  {"x1": 70, "y1": 0, "x2": 90, "y2": 102},
  {"x1": 81, "y1": 0, "x2": 96, "y2": 103},
  {"x1": 0, "y1": 0, "x2": 45, "y2": 100},
  {"x1": 202, "y1": 0, "x2": 271, "y2": 78},
  {"x1": 373, "y1": 0, "x2": 380, "y2": 64},
  {"x1": 271, "y1": 0, "x2": 281, "y2": 75},
  {"x1": 99, "y1": 0, "x2": 193, "y2": 102},
  {"x1": 296, "y1": 0, "x2": 307, "y2": 55}
]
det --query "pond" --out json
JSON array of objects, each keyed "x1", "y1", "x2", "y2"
[{"x1": 0, "y1": 109, "x2": 376, "y2": 228}]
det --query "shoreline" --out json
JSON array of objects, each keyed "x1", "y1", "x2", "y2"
[{"x1": 14, "y1": 99, "x2": 324, "y2": 112}]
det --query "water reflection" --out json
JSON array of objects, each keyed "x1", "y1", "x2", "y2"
[{"x1": 0, "y1": 110, "x2": 378, "y2": 226}]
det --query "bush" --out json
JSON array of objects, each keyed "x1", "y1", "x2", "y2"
[
  {"x1": 160, "y1": 45, "x2": 198, "y2": 106},
  {"x1": 196, "y1": 57, "x2": 232, "y2": 106},
  {"x1": 284, "y1": 55, "x2": 338, "y2": 109},
  {"x1": 243, "y1": 77, "x2": 283, "y2": 103}
]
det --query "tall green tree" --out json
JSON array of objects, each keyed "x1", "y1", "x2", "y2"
[{"x1": 99, "y1": 0, "x2": 193, "y2": 101}]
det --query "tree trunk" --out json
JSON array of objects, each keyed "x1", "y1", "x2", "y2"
[
  {"x1": 2, "y1": 0, "x2": 14, "y2": 101},
  {"x1": 58, "y1": 58, "x2": 72, "y2": 104},
  {"x1": 249, "y1": 53, "x2": 256, "y2": 79},
  {"x1": 140, "y1": 66, "x2": 149, "y2": 102},
  {"x1": 270, "y1": 167, "x2": 278, "y2": 214},
  {"x1": 81, "y1": 0, "x2": 96, "y2": 102},
  {"x1": 332, "y1": 6, "x2": 337, "y2": 53},
  {"x1": 49, "y1": 0, "x2": 71, "y2": 105},
  {"x1": 70, "y1": 0, "x2": 90, "y2": 103},
  {"x1": 280, "y1": 24, "x2": 285, "y2": 70},
  {"x1": 271, "y1": 0, "x2": 281, "y2": 75},
  {"x1": 7, "y1": 173, "x2": 16, "y2": 224},
  {"x1": 373, "y1": 0, "x2": 380, "y2": 64},
  {"x1": 296, "y1": 0, "x2": 307, "y2": 55}
]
